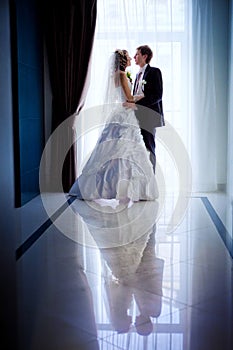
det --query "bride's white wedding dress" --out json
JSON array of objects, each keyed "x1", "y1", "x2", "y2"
[{"x1": 69, "y1": 85, "x2": 158, "y2": 201}]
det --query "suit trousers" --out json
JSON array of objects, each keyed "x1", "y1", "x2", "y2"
[{"x1": 140, "y1": 128, "x2": 156, "y2": 173}]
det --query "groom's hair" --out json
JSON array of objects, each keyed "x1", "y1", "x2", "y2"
[{"x1": 137, "y1": 45, "x2": 153, "y2": 63}]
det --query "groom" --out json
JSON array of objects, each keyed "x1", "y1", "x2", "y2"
[{"x1": 132, "y1": 45, "x2": 164, "y2": 172}]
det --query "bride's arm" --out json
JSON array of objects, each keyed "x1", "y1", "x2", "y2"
[{"x1": 119, "y1": 72, "x2": 134, "y2": 102}]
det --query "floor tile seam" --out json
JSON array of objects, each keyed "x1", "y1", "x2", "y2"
[
  {"x1": 187, "y1": 258, "x2": 233, "y2": 270},
  {"x1": 163, "y1": 258, "x2": 231, "y2": 273},
  {"x1": 164, "y1": 296, "x2": 223, "y2": 309},
  {"x1": 191, "y1": 295, "x2": 233, "y2": 315},
  {"x1": 137, "y1": 292, "x2": 189, "y2": 310},
  {"x1": 98, "y1": 321, "x2": 187, "y2": 341},
  {"x1": 199, "y1": 196, "x2": 233, "y2": 259},
  {"x1": 98, "y1": 338, "x2": 125, "y2": 350},
  {"x1": 87, "y1": 273, "x2": 190, "y2": 314},
  {"x1": 156, "y1": 224, "x2": 213, "y2": 237},
  {"x1": 15, "y1": 196, "x2": 76, "y2": 261},
  {"x1": 189, "y1": 304, "x2": 233, "y2": 323}
]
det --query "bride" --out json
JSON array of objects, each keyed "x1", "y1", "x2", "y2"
[{"x1": 69, "y1": 49, "x2": 158, "y2": 203}]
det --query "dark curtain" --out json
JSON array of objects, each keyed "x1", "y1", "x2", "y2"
[{"x1": 43, "y1": 0, "x2": 97, "y2": 192}]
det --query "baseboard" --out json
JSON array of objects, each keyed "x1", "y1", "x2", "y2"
[{"x1": 217, "y1": 183, "x2": 226, "y2": 192}]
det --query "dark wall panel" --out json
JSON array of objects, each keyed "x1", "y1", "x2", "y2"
[
  {"x1": 0, "y1": 0, "x2": 17, "y2": 347},
  {"x1": 12, "y1": 0, "x2": 44, "y2": 206}
]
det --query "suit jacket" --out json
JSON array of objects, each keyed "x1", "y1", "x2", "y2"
[{"x1": 134, "y1": 65, "x2": 165, "y2": 130}]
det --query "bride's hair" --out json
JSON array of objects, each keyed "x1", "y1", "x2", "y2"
[
  {"x1": 114, "y1": 49, "x2": 128, "y2": 71},
  {"x1": 103, "y1": 49, "x2": 128, "y2": 105}
]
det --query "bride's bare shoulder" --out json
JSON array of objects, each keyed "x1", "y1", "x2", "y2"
[{"x1": 118, "y1": 70, "x2": 127, "y2": 81}]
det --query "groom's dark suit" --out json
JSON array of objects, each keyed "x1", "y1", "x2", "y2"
[{"x1": 133, "y1": 65, "x2": 164, "y2": 172}]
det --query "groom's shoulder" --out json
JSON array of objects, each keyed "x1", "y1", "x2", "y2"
[
  {"x1": 147, "y1": 65, "x2": 162, "y2": 74},
  {"x1": 150, "y1": 65, "x2": 161, "y2": 72}
]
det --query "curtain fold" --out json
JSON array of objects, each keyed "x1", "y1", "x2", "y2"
[
  {"x1": 43, "y1": 0, "x2": 97, "y2": 192},
  {"x1": 190, "y1": 0, "x2": 218, "y2": 192}
]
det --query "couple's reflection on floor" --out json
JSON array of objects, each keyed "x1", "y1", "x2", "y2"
[{"x1": 71, "y1": 199, "x2": 164, "y2": 336}]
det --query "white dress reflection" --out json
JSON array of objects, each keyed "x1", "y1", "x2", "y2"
[{"x1": 71, "y1": 200, "x2": 164, "y2": 335}]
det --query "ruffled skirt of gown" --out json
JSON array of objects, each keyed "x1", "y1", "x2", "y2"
[{"x1": 69, "y1": 105, "x2": 158, "y2": 201}]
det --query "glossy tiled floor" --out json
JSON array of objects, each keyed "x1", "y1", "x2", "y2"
[{"x1": 17, "y1": 194, "x2": 233, "y2": 350}]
